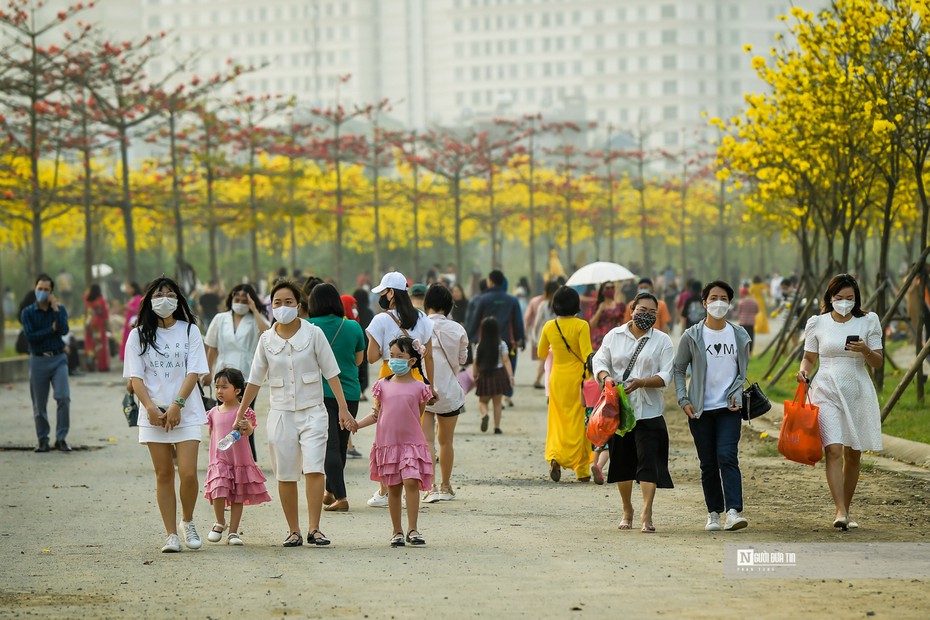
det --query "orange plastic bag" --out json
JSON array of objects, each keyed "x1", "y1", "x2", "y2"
[
  {"x1": 778, "y1": 383, "x2": 823, "y2": 466},
  {"x1": 586, "y1": 380, "x2": 620, "y2": 446}
]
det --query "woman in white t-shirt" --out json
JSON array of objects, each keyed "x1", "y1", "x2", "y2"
[
  {"x1": 673, "y1": 280, "x2": 752, "y2": 533},
  {"x1": 422, "y1": 284, "x2": 469, "y2": 503},
  {"x1": 364, "y1": 271, "x2": 436, "y2": 507},
  {"x1": 124, "y1": 277, "x2": 210, "y2": 553},
  {"x1": 204, "y1": 283, "x2": 270, "y2": 460}
]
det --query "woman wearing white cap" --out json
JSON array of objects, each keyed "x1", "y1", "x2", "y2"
[{"x1": 364, "y1": 271, "x2": 437, "y2": 507}]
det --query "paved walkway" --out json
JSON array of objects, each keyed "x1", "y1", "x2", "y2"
[{"x1": 3, "y1": 349, "x2": 930, "y2": 618}]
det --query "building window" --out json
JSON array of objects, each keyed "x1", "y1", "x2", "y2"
[
  {"x1": 662, "y1": 80, "x2": 677, "y2": 95},
  {"x1": 663, "y1": 105, "x2": 677, "y2": 120},
  {"x1": 543, "y1": 62, "x2": 552, "y2": 76},
  {"x1": 664, "y1": 131, "x2": 679, "y2": 146},
  {"x1": 596, "y1": 59, "x2": 605, "y2": 73},
  {"x1": 662, "y1": 55, "x2": 676, "y2": 70},
  {"x1": 661, "y1": 29, "x2": 677, "y2": 44},
  {"x1": 661, "y1": 4, "x2": 675, "y2": 19},
  {"x1": 454, "y1": 19, "x2": 463, "y2": 33}
]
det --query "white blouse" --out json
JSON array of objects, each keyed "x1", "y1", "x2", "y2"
[
  {"x1": 248, "y1": 321, "x2": 341, "y2": 411},
  {"x1": 591, "y1": 323, "x2": 674, "y2": 420},
  {"x1": 425, "y1": 314, "x2": 469, "y2": 414},
  {"x1": 204, "y1": 311, "x2": 261, "y2": 378}
]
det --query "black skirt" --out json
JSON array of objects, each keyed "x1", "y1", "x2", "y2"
[
  {"x1": 607, "y1": 415, "x2": 674, "y2": 488},
  {"x1": 476, "y1": 366, "x2": 510, "y2": 397}
]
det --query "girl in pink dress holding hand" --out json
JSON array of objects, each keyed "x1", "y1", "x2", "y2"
[
  {"x1": 356, "y1": 336, "x2": 434, "y2": 547},
  {"x1": 203, "y1": 368, "x2": 271, "y2": 545}
]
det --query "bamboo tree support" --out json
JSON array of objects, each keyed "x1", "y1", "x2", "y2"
[
  {"x1": 763, "y1": 270, "x2": 832, "y2": 380},
  {"x1": 880, "y1": 338, "x2": 930, "y2": 422}
]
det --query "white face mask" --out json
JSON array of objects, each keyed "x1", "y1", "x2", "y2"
[
  {"x1": 272, "y1": 305, "x2": 298, "y2": 325},
  {"x1": 832, "y1": 299, "x2": 854, "y2": 317},
  {"x1": 231, "y1": 302, "x2": 250, "y2": 315},
  {"x1": 151, "y1": 297, "x2": 178, "y2": 318},
  {"x1": 706, "y1": 300, "x2": 730, "y2": 320}
]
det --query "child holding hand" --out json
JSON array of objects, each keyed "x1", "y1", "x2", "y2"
[
  {"x1": 203, "y1": 368, "x2": 270, "y2": 545},
  {"x1": 356, "y1": 337, "x2": 434, "y2": 547}
]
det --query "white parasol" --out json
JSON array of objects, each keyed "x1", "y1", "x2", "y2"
[{"x1": 565, "y1": 261, "x2": 637, "y2": 286}]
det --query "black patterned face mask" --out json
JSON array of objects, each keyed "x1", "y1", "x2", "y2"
[{"x1": 632, "y1": 312, "x2": 657, "y2": 331}]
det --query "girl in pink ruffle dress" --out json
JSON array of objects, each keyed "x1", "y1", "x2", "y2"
[
  {"x1": 203, "y1": 368, "x2": 270, "y2": 545},
  {"x1": 356, "y1": 336, "x2": 434, "y2": 547}
]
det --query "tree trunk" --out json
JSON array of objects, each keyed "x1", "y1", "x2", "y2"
[
  {"x1": 874, "y1": 181, "x2": 897, "y2": 392},
  {"x1": 454, "y1": 175, "x2": 463, "y2": 279},
  {"x1": 372, "y1": 166, "x2": 381, "y2": 278},
  {"x1": 679, "y1": 181, "x2": 688, "y2": 280},
  {"x1": 334, "y1": 159, "x2": 344, "y2": 287},
  {"x1": 718, "y1": 179, "x2": 727, "y2": 278},
  {"x1": 169, "y1": 113, "x2": 185, "y2": 275},
  {"x1": 120, "y1": 130, "x2": 138, "y2": 283},
  {"x1": 412, "y1": 163, "x2": 420, "y2": 280},
  {"x1": 528, "y1": 149, "x2": 537, "y2": 293},
  {"x1": 249, "y1": 149, "x2": 259, "y2": 286},
  {"x1": 914, "y1": 159, "x2": 929, "y2": 402},
  {"x1": 83, "y1": 146, "x2": 94, "y2": 289}
]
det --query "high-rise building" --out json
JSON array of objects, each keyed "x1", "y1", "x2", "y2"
[{"x1": 73, "y1": 0, "x2": 815, "y2": 150}]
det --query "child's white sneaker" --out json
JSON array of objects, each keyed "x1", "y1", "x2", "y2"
[
  {"x1": 367, "y1": 490, "x2": 389, "y2": 508},
  {"x1": 179, "y1": 520, "x2": 202, "y2": 549},
  {"x1": 207, "y1": 522, "x2": 227, "y2": 543},
  {"x1": 227, "y1": 532, "x2": 244, "y2": 546}
]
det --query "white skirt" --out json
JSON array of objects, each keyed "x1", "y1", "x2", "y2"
[{"x1": 139, "y1": 424, "x2": 203, "y2": 445}]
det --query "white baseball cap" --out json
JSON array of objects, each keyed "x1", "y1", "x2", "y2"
[{"x1": 371, "y1": 271, "x2": 408, "y2": 294}]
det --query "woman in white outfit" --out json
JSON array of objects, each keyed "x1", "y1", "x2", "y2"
[
  {"x1": 124, "y1": 277, "x2": 209, "y2": 553},
  {"x1": 236, "y1": 280, "x2": 355, "y2": 547},
  {"x1": 797, "y1": 273, "x2": 883, "y2": 530}
]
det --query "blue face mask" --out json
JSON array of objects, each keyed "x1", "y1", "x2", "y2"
[
  {"x1": 637, "y1": 289, "x2": 650, "y2": 296},
  {"x1": 388, "y1": 358, "x2": 412, "y2": 376},
  {"x1": 35, "y1": 289, "x2": 49, "y2": 303}
]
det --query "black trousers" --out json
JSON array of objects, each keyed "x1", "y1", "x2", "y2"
[{"x1": 323, "y1": 397, "x2": 360, "y2": 499}]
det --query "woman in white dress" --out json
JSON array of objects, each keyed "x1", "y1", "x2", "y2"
[{"x1": 797, "y1": 273, "x2": 883, "y2": 530}]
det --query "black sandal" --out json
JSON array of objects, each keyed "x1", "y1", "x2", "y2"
[
  {"x1": 308, "y1": 529, "x2": 331, "y2": 546},
  {"x1": 390, "y1": 532, "x2": 405, "y2": 547},
  {"x1": 406, "y1": 530, "x2": 425, "y2": 546},
  {"x1": 283, "y1": 531, "x2": 303, "y2": 547}
]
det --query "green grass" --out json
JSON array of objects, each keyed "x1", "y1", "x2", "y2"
[
  {"x1": 1, "y1": 345, "x2": 21, "y2": 359},
  {"x1": 748, "y1": 347, "x2": 930, "y2": 445}
]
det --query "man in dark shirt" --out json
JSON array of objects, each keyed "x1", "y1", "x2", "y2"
[
  {"x1": 465, "y1": 270, "x2": 525, "y2": 404},
  {"x1": 20, "y1": 274, "x2": 71, "y2": 452}
]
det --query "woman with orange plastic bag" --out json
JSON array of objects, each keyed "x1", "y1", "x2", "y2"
[
  {"x1": 592, "y1": 293, "x2": 675, "y2": 533},
  {"x1": 797, "y1": 274, "x2": 883, "y2": 530}
]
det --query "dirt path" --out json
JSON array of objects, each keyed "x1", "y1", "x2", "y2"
[{"x1": 2, "y1": 358, "x2": 929, "y2": 619}]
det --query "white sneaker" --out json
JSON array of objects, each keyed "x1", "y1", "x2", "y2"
[
  {"x1": 724, "y1": 509, "x2": 748, "y2": 531},
  {"x1": 207, "y1": 522, "x2": 227, "y2": 543},
  {"x1": 434, "y1": 487, "x2": 456, "y2": 502},
  {"x1": 179, "y1": 520, "x2": 202, "y2": 549},
  {"x1": 161, "y1": 533, "x2": 181, "y2": 553},
  {"x1": 367, "y1": 490, "x2": 389, "y2": 508},
  {"x1": 227, "y1": 532, "x2": 244, "y2": 546},
  {"x1": 705, "y1": 511, "x2": 721, "y2": 531},
  {"x1": 423, "y1": 488, "x2": 440, "y2": 503}
]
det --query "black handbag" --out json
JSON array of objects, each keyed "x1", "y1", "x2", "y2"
[
  {"x1": 199, "y1": 383, "x2": 217, "y2": 411},
  {"x1": 122, "y1": 392, "x2": 139, "y2": 427},
  {"x1": 741, "y1": 381, "x2": 771, "y2": 420}
]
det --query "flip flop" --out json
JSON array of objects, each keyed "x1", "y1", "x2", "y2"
[
  {"x1": 591, "y1": 463, "x2": 604, "y2": 485},
  {"x1": 641, "y1": 522, "x2": 656, "y2": 533},
  {"x1": 618, "y1": 513, "x2": 634, "y2": 530}
]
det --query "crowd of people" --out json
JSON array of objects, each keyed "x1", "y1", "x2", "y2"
[{"x1": 14, "y1": 262, "x2": 899, "y2": 549}]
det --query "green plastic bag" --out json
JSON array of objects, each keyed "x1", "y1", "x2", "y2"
[{"x1": 614, "y1": 387, "x2": 636, "y2": 437}]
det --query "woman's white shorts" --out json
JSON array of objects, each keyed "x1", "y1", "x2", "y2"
[{"x1": 267, "y1": 405, "x2": 328, "y2": 481}]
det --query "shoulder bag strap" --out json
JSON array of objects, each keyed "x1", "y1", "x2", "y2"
[
  {"x1": 435, "y1": 333, "x2": 458, "y2": 374},
  {"x1": 387, "y1": 311, "x2": 411, "y2": 338},
  {"x1": 328, "y1": 318, "x2": 346, "y2": 346},
  {"x1": 553, "y1": 318, "x2": 584, "y2": 364},
  {"x1": 622, "y1": 336, "x2": 650, "y2": 382}
]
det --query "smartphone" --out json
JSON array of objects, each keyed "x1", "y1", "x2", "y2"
[{"x1": 845, "y1": 335, "x2": 861, "y2": 349}]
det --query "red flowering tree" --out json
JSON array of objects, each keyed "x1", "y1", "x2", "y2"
[
  {"x1": 541, "y1": 121, "x2": 589, "y2": 271},
  {"x1": 0, "y1": 0, "x2": 94, "y2": 276},
  {"x1": 309, "y1": 83, "x2": 386, "y2": 285},
  {"x1": 416, "y1": 128, "x2": 487, "y2": 277},
  {"x1": 227, "y1": 92, "x2": 294, "y2": 284}
]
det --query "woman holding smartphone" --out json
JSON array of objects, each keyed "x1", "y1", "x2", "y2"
[{"x1": 797, "y1": 273, "x2": 883, "y2": 530}]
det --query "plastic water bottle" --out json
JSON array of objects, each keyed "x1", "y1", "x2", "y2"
[{"x1": 217, "y1": 430, "x2": 241, "y2": 451}]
